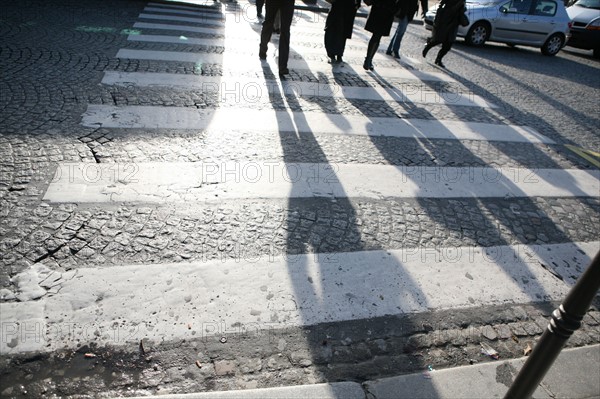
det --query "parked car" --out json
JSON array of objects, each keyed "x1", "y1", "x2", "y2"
[
  {"x1": 424, "y1": 0, "x2": 572, "y2": 55},
  {"x1": 566, "y1": 0, "x2": 600, "y2": 58}
]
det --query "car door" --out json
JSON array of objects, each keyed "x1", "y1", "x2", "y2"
[
  {"x1": 524, "y1": 0, "x2": 561, "y2": 45},
  {"x1": 493, "y1": 0, "x2": 535, "y2": 42}
]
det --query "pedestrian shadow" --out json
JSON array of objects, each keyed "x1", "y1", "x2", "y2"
[{"x1": 257, "y1": 60, "x2": 439, "y2": 391}]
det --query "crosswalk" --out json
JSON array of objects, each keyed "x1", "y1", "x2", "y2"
[{"x1": 2, "y1": 0, "x2": 598, "y2": 355}]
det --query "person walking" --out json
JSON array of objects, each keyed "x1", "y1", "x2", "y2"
[
  {"x1": 324, "y1": 0, "x2": 361, "y2": 64},
  {"x1": 418, "y1": 0, "x2": 428, "y2": 18},
  {"x1": 256, "y1": 0, "x2": 265, "y2": 18},
  {"x1": 363, "y1": 0, "x2": 400, "y2": 70},
  {"x1": 259, "y1": 0, "x2": 296, "y2": 76},
  {"x1": 385, "y1": 0, "x2": 418, "y2": 59},
  {"x1": 421, "y1": 0, "x2": 465, "y2": 68}
]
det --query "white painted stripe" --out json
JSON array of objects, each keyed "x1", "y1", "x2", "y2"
[
  {"x1": 81, "y1": 105, "x2": 552, "y2": 143},
  {"x1": 146, "y1": 4, "x2": 223, "y2": 14},
  {"x1": 138, "y1": 13, "x2": 225, "y2": 26},
  {"x1": 102, "y1": 71, "x2": 494, "y2": 108},
  {"x1": 144, "y1": 6, "x2": 223, "y2": 17},
  {"x1": 127, "y1": 33, "x2": 424, "y2": 67},
  {"x1": 43, "y1": 161, "x2": 599, "y2": 203},
  {"x1": 144, "y1": 7, "x2": 225, "y2": 19},
  {"x1": 2, "y1": 242, "x2": 597, "y2": 353},
  {"x1": 133, "y1": 21, "x2": 224, "y2": 33},
  {"x1": 148, "y1": 1, "x2": 219, "y2": 11},
  {"x1": 115, "y1": 49, "x2": 454, "y2": 81}
]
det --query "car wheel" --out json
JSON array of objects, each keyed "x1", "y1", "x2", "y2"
[
  {"x1": 465, "y1": 22, "x2": 489, "y2": 46},
  {"x1": 541, "y1": 33, "x2": 564, "y2": 56}
]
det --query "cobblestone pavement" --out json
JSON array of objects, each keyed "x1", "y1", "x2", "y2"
[{"x1": 0, "y1": 0, "x2": 599, "y2": 397}]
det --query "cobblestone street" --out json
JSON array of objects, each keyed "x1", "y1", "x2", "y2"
[{"x1": 1, "y1": 0, "x2": 599, "y2": 397}]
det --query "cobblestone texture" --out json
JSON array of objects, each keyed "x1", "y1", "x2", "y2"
[
  {"x1": 1, "y1": 196, "x2": 598, "y2": 296},
  {"x1": 0, "y1": 302, "x2": 598, "y2": 397},
  {"x1": 0, "y1": 0, "x2": 599, "y2": 396}
]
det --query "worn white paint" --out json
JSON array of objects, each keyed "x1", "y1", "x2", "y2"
[
  {"x1": 1, "y1": 242, "x2": 596, "y2": 354},
  {"x1": 43, "y1": 161, "x2": 598, "y2": 203}
]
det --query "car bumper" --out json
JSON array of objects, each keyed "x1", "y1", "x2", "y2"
[{"x1": 567, "y1": 28, "x2": 600, "y2": 50}]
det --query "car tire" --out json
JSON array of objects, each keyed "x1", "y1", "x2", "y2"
[
  {"x1": 465, "y1": 22, "x2": 489, "y2": 46},
  {"x1": 541, "y1": 33, "x2": 564, "y2": 56}
]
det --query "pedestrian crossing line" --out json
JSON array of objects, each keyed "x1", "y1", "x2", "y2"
[
  {"x1": 102, "y1": 71, "x2": 494, "y2": 108},
  {"x1": 44, "y1": 161, "x2": 599, "y2": 203},
  {"x1": 115, "y1": 49, "x2": 450, "y2": 81},
  {"x1": 138, "y1": 13, "x2": 225, "y2": 26},
  {"x1": 144, "y1": 5, "x2": 223, "y2": 15},
  {"x1": 143, "y1": 7, "x2": 225, "y2": 20},
  {"x1": 126, "y1": 33, "x2": 424, "y2": 68},
  {"x1": 2, "y1": 241, "x2": 597, "y2": 354},
  {"x1": 148, "y1": 1, "x2": 220, "y2": 11},
  {"x1": 81, "y1": 105, "x2": 551, "y2": 143},
  {"x1": 133, "y1": 21, "x2": 225, "y2": 34}
]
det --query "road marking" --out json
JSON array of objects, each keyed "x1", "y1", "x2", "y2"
[
  {"x1": 133, "y1": 21, "x2": 224, "y2": 34},
  {"x1": 81, "y1": 105, "x2": 552, "y2": 143},
  {"x1": 143, "y1": 7, "x2": 225, "y2": 19},
  {"x1": 115, "y1": 49, "x2": 466, "y2": 81},
  {"x1": 145, "y1": 5, "x2": 223, "y2": 15},
  {"x1": 138, "y1": 13, "x2": 225, "y2": 26},
  {"x1": 43, "y1": 161, "x2": 599, "y2": 203},
  {"x1": 148, "y1": 1, "x2": 222, "y2": 12},
  {"x1": 2, "y1": 242, "x2": 597, "y2": 353},
  {"x1": 102, "y1": 71, "x2": 493, "y2": 107}
]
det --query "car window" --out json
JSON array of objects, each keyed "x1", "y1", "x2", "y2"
[
  {"x1": 501, "y1": 0, "x2": 533, "y2": 13},
  {"x1": 532, "y1": 0, "x2": 557, "y2": 15}
]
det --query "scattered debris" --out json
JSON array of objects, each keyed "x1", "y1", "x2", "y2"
[
  {"x1": 84, "y1": 353, "x2": 97, "y2": 359},
  {"x1": 187, "y1": 323, "x2": 192, "y2": 330},
  {"x1": 480, "y1": 342, "x2": 499, "y2": 360},
  {"x1": 511, "y1": 335, "x2": 519, "y2": 343},
  {"x1": 195, "y1": 360, "x2": 202, "y2": 368},
  {"x1": 524, "y1": 343, "x2": 533, "y2": 356},
  {"x1": 220, "y1": 336, "x2": 227, "y2": 344}
]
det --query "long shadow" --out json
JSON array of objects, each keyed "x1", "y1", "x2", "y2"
[
  {"x1": 343, "y1": 67, "x2": 597, "y2": 310},
  {"x1": 258, "y1": 57, "x2": 437, "y2": 390}
]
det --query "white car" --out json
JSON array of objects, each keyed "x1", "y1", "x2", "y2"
[{"x1": 424, "y1": 0, "x2": 572, "y2": 55}]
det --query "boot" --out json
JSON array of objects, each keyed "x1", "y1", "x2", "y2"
[
  {"x1": 422, "y1": 42, "x2": 432, "y2": 58},
  {"x1": 434, "y1": 56, "x2": 445, "y2": 68},
  {"x1": 363, "y1": 57, "x2": 373, "y2": 71}
]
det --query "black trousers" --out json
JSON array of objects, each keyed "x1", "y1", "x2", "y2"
[
  {"x1": 259, "y1": 0, "x2": 295, "y2": 69},
  {"x1": 426, "y1": 38, "x2": 452, "y2": 60},
  {"x1": 256, "y1": 0, "x2": 264, "y2": 15}
]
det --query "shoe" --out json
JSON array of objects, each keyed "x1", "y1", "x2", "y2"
[
  {"x1": 259, "y1": 51, "x2": 267, "y2": 60},
  {"x1": 393, "y1": 51, "x2": 400, "y2": 59},
  {"x1": 336, "y1": 55, "x2": 343, "y2": 63},
  {"x1": 434, "y1": 58, "x2": 445, "y2": 68},
  {"x1": 386, "y1": 50, "x2": 393, "y2": 55},
  {"x1": 363, "y1": 58, "x2": 371, "y2": 70},
  {"x1": 279, "y1": 67, "x2": 289, "y2": 76},
  {"x1": 327, "y1": 55, "x2": 336, "y2": 64},
  {"x1": 422, "y1": 44, "x2": 430, "y2": 58}
]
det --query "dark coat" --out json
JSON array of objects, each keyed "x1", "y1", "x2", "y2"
[
  {"x1": 365, "y1": 0, "x2": 400, "y2": 36},
  {"x1": 431, "y1": 0, "x2": 466, "y2": 43},
  {"x1": 325, "y1": 0, "x2": 360, "y2": 39},
  {"x1": 395, "y1": 0, "x2": 418, "y2": 22}
]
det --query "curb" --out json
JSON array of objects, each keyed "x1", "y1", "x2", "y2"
[{"x1": 120, "y1": 344, "x2": 600, "y2": 398}]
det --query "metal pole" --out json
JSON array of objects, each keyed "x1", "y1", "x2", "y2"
[{"x1": 504, "y1": 251, "x2": 600, "y2": 399}]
